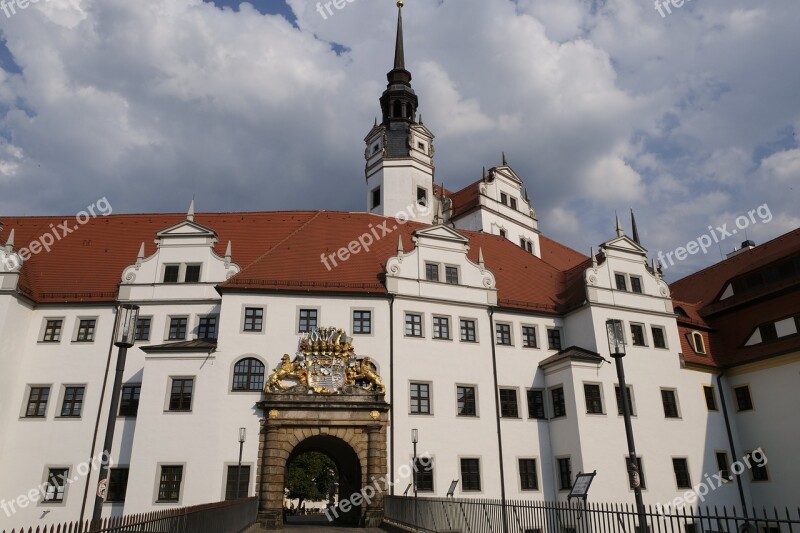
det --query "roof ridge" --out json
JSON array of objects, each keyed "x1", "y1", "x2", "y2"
[{"x1": 671, "y1": 228, "x2": 800, "y2": 289}]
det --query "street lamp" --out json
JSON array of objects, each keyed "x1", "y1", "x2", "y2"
[
  {"x1": 411, "y1": 429, "x2": 419, "y2": 525},
  {"x1": 236, "y1": 428, "x2": 247, "y2": 499},
  {"x1": 606, "y1": 319, "x2": 647, "y2": 533},
  {"x1": 91, "y1": 304, "x2": 139, "y2": 529}
]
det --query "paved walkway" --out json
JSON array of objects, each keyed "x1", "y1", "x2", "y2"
[{"x1": 282, "y1": 516, "x2": 386, "y2": 532}]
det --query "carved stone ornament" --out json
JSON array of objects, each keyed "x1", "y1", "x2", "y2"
[{"x1": 265, "y1": 327, "x2": 386, "y2": 395}]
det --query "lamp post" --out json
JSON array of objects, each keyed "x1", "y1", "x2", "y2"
[
  {"x1": 606, "y1": 319, "x2": 647, "y2": 533},
  {"x1": 236, "y1": 428, "x2": 247, "y2": 499},
  {"x1": 91, "y1": 304, "x2": 139, "y2": 529},
  {"x1": 411, "y1": 429, "x2": 418, "y2": 525}
]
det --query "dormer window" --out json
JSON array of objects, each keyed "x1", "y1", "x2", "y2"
[
  {"x1": 163, "y1": 264, "x2": 201, "y2": 283},
  {"x1": 372, "y1": 143, "x2": 380, "y2": 154},
  {"x1": 614, "y1": 273, "x2": 627, "y2": 291},
  {"x1": 164, "y1": 265, "x2": 180, "y2": 283},
  {"x1": 417, "y1": 187, "x2": 428, "y2": 207},
  {"x1": 425, "y1": 262, "x2": 440, "y2": 282},
  {"x1": 630, "y1": 276, "x2": 643, "y2": 294},
  {"x1": 500, "y1": 193, "x2": 508, "y2": 206},
  {"x1": 510, "y1": 198, "x2": 517, "y2": 210},
  {"x1": 691, "y1": 331, "x2": 706, "y2": 354},
  {"x1": 185, "y1": 265, "x2": 201, "y2": 283},
  {"x1": 417, "y1": 141, "x2": 426, "y2": 153}
]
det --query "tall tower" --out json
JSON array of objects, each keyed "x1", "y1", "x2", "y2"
[{"x1": 365, "y1": 1, "x2": 436, "y2": 223}]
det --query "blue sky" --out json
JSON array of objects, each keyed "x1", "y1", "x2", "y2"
[{"x1": 0, "y1": 0, "x2": 797, "y2": 280}]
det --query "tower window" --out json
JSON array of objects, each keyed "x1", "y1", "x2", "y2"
[
  {"x1": 371, "y1": 187, "x2": 381, "y2": 209},
  {"x1": 393, "y1": 101, "x2": 402, "y2": 118},
  {"x1": 417, "y1": 187, "x2": 428, "y2": 207}
]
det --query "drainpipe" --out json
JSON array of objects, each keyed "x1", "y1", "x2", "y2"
[
  {"x1": 389, "y1": 295, "x2": 396, "y2": 495},
  {"x1": 488, "y1": 308, "x2": 509, "y2": 533},
  {"x1": 716, "y1": 371, "x2": 749, "y2": 517}
]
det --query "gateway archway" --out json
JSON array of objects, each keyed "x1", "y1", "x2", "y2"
[{"x1": 254, "y1": 327, "x2": 390, "y2": 530}]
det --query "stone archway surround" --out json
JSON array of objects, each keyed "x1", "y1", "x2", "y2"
[{"x1": 256, "y1": 391, "x2": 389, "y2": 529}]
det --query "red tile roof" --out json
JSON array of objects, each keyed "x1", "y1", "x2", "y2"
[
  {"x1": 670, "y1": 229, "x2": 800, "y2": 368},
  {"x1": 1, "y1": 211, "x2": 588, "y2": 314}
]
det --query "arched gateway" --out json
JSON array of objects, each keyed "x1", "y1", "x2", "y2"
[{"x1": 255, "y1": 328, "x2": 389, "y2": 529}]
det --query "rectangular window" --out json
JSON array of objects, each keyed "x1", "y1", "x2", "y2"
[
  {"x1": 298, "y1": 309, "x2": 318, "y2": 333},
  {"x1": 169, "y1": 379, "x2": 193, "y2": 412},
  {"x1": 551, "y1": 387, "x2": 566, "y2": 418},
  {"x1": 43, "y1": 468, "x2": 68, "y2": 503},
  {"x1": 615, "y1": 385, "x2": 635, "y2": 416},
  {"x1": 519, "y1": 459, "x2": 538, "y2": 491},
  {"x1": 457, "y1": 386, "x2": 476, "y2": 417},
  {"x1": 500, "y1": 192, "x2": 508, "y2": 205},
  {"x1": 243, "y1": 307, "x2": 263, "y2": 332},
  {"x1": 26, "y1": 386, "x2": 50, "y2": 418},
  {"x1": 60, "y1": 386, "x2": 85, "y2": 417},
  {"x1": 522, "y1": 326, "x2": 537, "y2": 348},
  {"x1": 672, "y1": 458, "x2": 691, "y2": 489},
  {"x1": 76, "y1": 319, "x2": 96, "y2": 342},
  {"x1": 734, "y1": 386, "x2": 753, "y2": 411},
  {"x1": 661, "y1": 389, "x2": 680, "y2": 418},
  {"x1": 496, "y1": 323, "x2": 512, "y2": 345},
  {"x1": 184, "y1": 264, "x2": 201, "y2": 283},
  {"x1": 445, "y1": 266, "x2": 459, "y2": 284},
  {"x1": 107, "y1": 468, "x2": 130, "y2": 502},
  {"x1": 746, "y1": 451, "x2": 769, "y2": 481},
  {"x1": 499, "y1": 389, "x2": 519, "y2": 418},
  {"x1": 460, "y1": 459, "x2": 481, "y2": 491},
  {"x1": 615, "y1": 273, "x2": 628, "y2": 291},
  {"x1": 433, "y1": 316, "x2": 450, "y2": 339},
  {"x1": 510, "y1": 198, "x2": 518, "y2": 210},
  {"x1": 527, "y1": 389, "x2": 546, "y2": 419},
  {"x1": 43, "y1": 319, "x2": 63, "y2": 342},
  {"x1": 119, "y1": 384, "x2": 141, "y2": 417},
  {"x1": 547, "y1": 328, "x2": 562, "y2": 350},
  {"x1": 630, "y1": 324, "x2": 646, "y2": 346},
  {"x1": 715, "y1": 452, "x2": 730, "y2": 481},
  {"x1": 558, "y1": 458, "x2": 572, "y2": 490},
  {"x1": 460, "y1": 319, "x2": 476, "y2": 342},
  {"x1": 425, "y1": 263, "x2": 440, "y2": 282},
  {"x1": 630, "y1": 276, "x2": 643, "y2": 294},
  {"x1": 410, "y1": 382, "x2": 430, "y2": 414},
  {"x1": 405, "y1": 313, "x2": 423, "y2": 337},
  {"x1": 371, "y1": 187, "x2": 381, "y2": 209},
  {"x1": 626, "y1": 457, "x2": 646, "y2": 489},
  {"x1": 225, "y1": 465, "x2": 251, "y2": 500},
  {"x1": 499, "y1": 229, "x2": 506, "y2": 238},
  {"x1": 353, "y1": 310, "x2": 372, "y2": 334},
  {"x1": 163, "y1": 265, "x2": 180, "y2": 283},
  {"x1": 584, "y1": 384, "x2": 603, "y2": 414},
  {"x1": 135, "y1": 318, "x2": 151, "y2": 341},
  {"x1": 703, "y1": 386, "x2": 718, "y2": 411},
  {"x1": 168, "y1": 317, "x2": 188, "y2": 340},
  {"x1": 198, "y1": 316, "x2": 217, "y2": 340},
  {"x1": 417, "y1": 187, "x2": 428, "y2": 206},
  {"x1": 651, "y1": 326, "x2": 666, "y2": 349},
  {"x1": 158, "y1": 466, "x2": 183, "y2": 502},
  {"x1": 414, "y1": 458, "x2": 434, "y2": 492}
]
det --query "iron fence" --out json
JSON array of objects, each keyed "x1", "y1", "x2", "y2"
[
  {"x1": 384, "y1": 496, "x2": 800, "y2": 533},
  {"x1": 1, "y1": 497, "x2": 258, "y2": 533}
]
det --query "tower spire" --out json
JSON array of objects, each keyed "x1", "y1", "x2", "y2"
[
  {"x1": 393, "y1": 1, "x2": 405, "y2": 72},
  {"x1": 630, "y1": 208, "x2": 641, "y2": 245}
]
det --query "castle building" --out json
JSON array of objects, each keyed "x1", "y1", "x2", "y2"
[{"x1": 0, "y1": 4, "x2": 797, "y2": 529}]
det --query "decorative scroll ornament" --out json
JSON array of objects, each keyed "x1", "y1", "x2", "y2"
[{"x1": 266, "y1": 327, "x2": 385, "y2": 395}]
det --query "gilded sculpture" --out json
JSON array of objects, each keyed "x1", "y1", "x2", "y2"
[{"x1": 265, "y1": 327, "x2": 385, "y2": 394}]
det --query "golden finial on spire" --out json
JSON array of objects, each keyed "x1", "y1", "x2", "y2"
[{"x1": 397, "y1": 0, "x2": 404, "y2": 7}]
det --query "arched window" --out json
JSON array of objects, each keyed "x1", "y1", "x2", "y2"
[
  {"x1": 232, "y1": 358, "x2": 265, "y2": 391},
  {"x1": 393, "y1": 100, "x2": 402, "y2": 118}
]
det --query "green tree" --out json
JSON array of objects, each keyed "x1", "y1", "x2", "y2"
[{"x1": 286, "y1": 452, "x2": 338, "y2": 510}]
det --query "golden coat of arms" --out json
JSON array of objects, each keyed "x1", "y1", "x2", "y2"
[{"x1": 266, "y1": 327, "x2": 385, "y2": 395}]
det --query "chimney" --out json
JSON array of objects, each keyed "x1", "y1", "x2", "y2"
[{"x1": 726, "y1": 240, "x2": 756, "y2": 259}]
